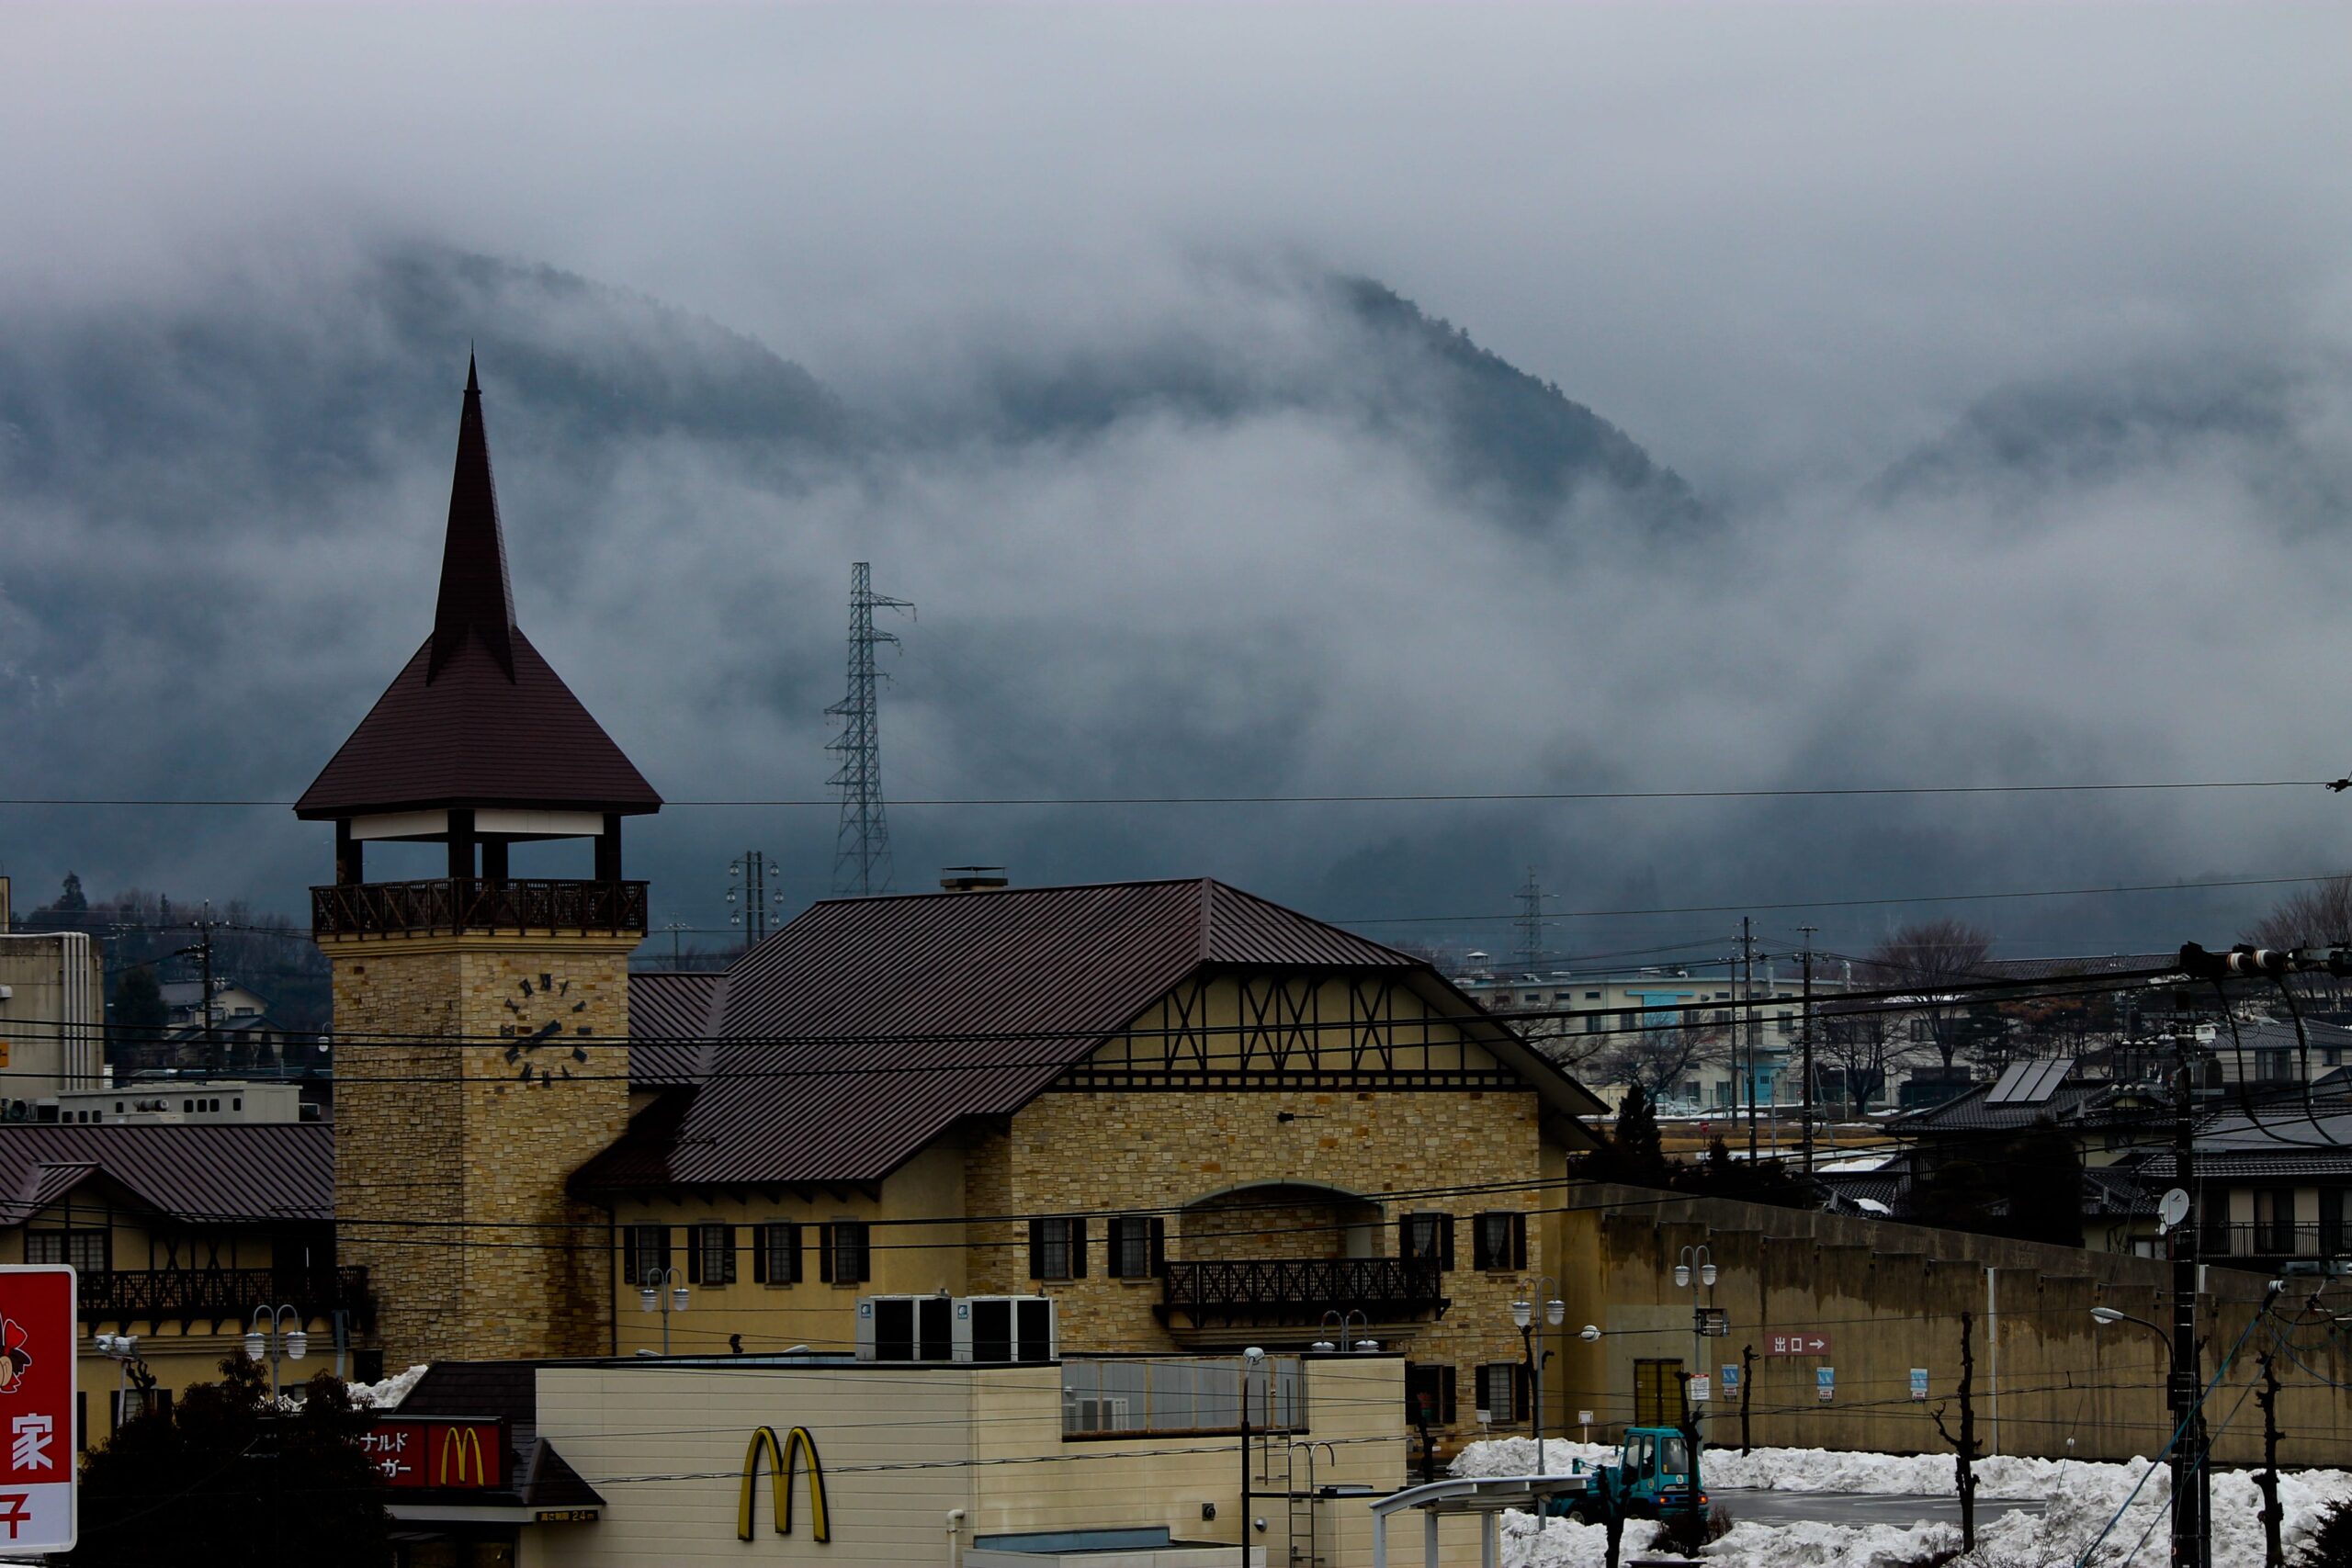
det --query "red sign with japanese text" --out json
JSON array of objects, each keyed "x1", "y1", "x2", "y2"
[
  {"x1": 0, "y1": 1266, "x2": 76, "y2": 1552},
  {"x1": 363, "y1": 1416, "x2": 507, "y2": 1490},
  {"x1": 1766, "y1": 1331, "x2": 1833, "y2": 1357}
]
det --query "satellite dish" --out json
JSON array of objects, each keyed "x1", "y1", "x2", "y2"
[{"x1": 2159, "y1": 1189, "x2": 2191, "y2": 1234}]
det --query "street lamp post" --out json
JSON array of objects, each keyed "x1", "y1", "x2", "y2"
[
  {"x1": 243, "y1": 1305, "x2": 308, "y2": 1400},
  {"x1": 1239, "y1": 1346, "x2": 1266, "y2": 1568},
  {"x1": 1311, "y1": 1309, "x2": 1376, "y2": 1356},
  {"x1": 640, "y1": 1267, "x2": 690, "y2": 1354},
  {"x1": 2093, "y1": 1303, "x2": 2195, "y2": 1564},
  {"x1": 1675, "y1": 1246, "x2": 1718, "y2": 1427},
  {"x1": 93, "y1": 1333, "x2": 143, "y2": 1428},
  {"x1": 1510, "y1": 1278, "x2": 1566, "y2": 1459}
]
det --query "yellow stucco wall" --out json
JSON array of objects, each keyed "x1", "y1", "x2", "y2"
[{"x1": 525, "y1": 1355, "x2": 1408, "y2": 1567}]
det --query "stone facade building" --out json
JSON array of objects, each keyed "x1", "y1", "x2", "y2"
[{"x1": 582, "y1": 879, "x2": 1605, "y2": 1450}]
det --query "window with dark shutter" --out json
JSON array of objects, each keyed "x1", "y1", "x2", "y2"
[
  {"x1": 1476, "y1": 1363, "x2": 1526, "y2": 1424},
  {"x1": 1030, "y1": 1217, "x2": 1082, "y2": 1280},
  {"x1": 1400, "y1": 1213, "x2": 1454, "y2": 1270},
  {"x1": 623, "y1": 1224, "x2": 671, "y2": 1289},
  {"x1": 758, "y1": 1222, "x2": 802, "y2": 1285},
  {"x1": 693, "y1": 1224, "x2": 736, "y2": 1286},
  {"x1": 1405, "y1": 1362, "x2": 1458, "y2": 1427},
  {"x1": 1110, "y1": 1217, "x2": 1156, "y2": 1278},
  {"x1": 822, "y1": 1221, "x2": 870, "y2": 1283},
  {"x1": 1468, "y1": 1211, "x2": 1527, "y2": 1270}
]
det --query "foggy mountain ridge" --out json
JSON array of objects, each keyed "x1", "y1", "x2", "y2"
[
  {"x1": 0, "y1": 245, "x2": 1703, "y2": 542},
  {"x1": 1873, "y1": 354, "x2": 2352, "y2": 528},
  {"x1": 3, "y1": 236, "x2": 2348, "y2": 963}
]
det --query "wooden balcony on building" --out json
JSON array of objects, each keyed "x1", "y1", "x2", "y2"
[
  {"x1": 77, "y1": 1266, "x2": 372, "y2": 1329},
  {"x1": 1156, "y1": 1258, "x2": 1448, "y2": 1329},
  {"x1": 311, "y1": 878, "x2": 649, "y2": 939}
]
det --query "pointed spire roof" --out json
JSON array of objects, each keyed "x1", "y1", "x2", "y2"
[
  {"x1": 430, "y1": 353, "x2": 516, "y2": 681},
  {"x1": 294, "y1": 360, "x2": 662, "y2": 821}
]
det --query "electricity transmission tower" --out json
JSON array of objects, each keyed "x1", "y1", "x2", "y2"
[
  {"x1": 826, "y1": 562, "x2": 914, "y2": 895},
  {"x1": 1514, "y1": 867, "x2": 1552, "y2": 974}
]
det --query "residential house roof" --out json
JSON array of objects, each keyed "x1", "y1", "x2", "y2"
[
  {"x1": 295, "y1": 358, "x2": 660, "y2": 821},
  {"x1": 587, "y1": 877, "x2": 1605, "y2": 1191},
  {"x1": 2132, "y1": 1101, "x2": 2352, "y2": 1183},
  {"x1": 626, "y1": 971, "x2": 728, "y2": 1088},
  {"x1": 0, "y1": 1123, "x2": 332, "y2": 1224}
]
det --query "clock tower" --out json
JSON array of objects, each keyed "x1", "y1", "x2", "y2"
[{"x1": 299, "y1": 358, "x2": 662, "y2": 1364}]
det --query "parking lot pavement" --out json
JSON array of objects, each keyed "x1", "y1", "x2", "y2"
[{"x1": 1705, "y1": 1488, "x2": 2048, "y2": 1528}]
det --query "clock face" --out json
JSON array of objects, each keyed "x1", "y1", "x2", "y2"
[{"x1": 500, "y1": 972, "x2": 593, "y2": 1086}]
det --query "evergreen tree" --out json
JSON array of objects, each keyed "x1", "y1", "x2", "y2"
[
  {"x1": 108, "y1": 967, "x2": 168, "y2": 1065},
  {"x1": 70, "y1": 1357, "x2": 390, "y2": 1568},
  {"x1": 1997, "y1": 1119, "x2": 2085, "y2": 1247},
  {"x1": 55, "y1": 873, "x2": 86, "y2": 912},
  {"x1": 1611, "y1": 1082, "x2": 1669, "y2": 1187}
]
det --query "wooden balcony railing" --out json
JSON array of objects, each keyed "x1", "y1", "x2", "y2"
[
  {"x1": 77, "y1": 1266, "x2": 372, "y2": 1328},
  {"x1": 311, "y1": 878, "x2": 649, "y2": 938},
  {"x1": 1157, "y1": 1258, "x2": 1448, "y2": 1328}
]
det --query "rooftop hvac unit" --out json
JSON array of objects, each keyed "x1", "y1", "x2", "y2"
[
  {"x1": 954, "y1": 1295, "x2": 1057, "y2": 1365},
  {"x1": 854, "y1": 1295, "x2": 955, "y2": 1362},
  {"x1": 851, "y1": 1294, "x2": 1058, "y2": 1364}
]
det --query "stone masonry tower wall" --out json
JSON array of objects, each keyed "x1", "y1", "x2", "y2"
[{"x1": 327, "y1": 934, "x2": 633, "y2": 1364}]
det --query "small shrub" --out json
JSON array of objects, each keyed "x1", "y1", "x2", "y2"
[{"x1": 2299, "y1": 1499, "x2": 2352, "y2": 1568}]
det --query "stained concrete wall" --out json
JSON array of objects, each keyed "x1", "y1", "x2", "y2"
[{"x1": 1553, "y1": 1184, "x2": 2352, "y2": 1466}]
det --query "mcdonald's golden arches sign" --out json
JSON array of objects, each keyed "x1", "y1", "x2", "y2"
[
  {"x1": 362, "y1": 1417, "x2": 507, "y2": 1490},
  {"x1": 738, "y1": 1426, "x2": 830, "y2": 1543}
]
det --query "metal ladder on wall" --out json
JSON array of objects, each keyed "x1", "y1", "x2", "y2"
[{"x1": 1277, "y1": 1438, "x2": 1337, "y2": 1567}]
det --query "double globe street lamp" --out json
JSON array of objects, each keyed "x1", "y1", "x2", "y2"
[
  {"x1": 1511, "y1": 1281, "x2": 1566, "y2": 1451},
  {"x1": 245, "y1": 1305, "x2": 309, "y2": 1400}
]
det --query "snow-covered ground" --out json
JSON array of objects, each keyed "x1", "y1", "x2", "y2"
[{"x1": 1455, "y1": 1438, "x2": 2352, "y2": 1567}]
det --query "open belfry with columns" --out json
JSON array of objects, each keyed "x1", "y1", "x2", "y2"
[{"x1": 297, "y1": 356, "x2": 1611, "y2": 1454}]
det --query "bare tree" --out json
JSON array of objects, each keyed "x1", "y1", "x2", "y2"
[
  {"x1": 1812, "y1": 1001, "x2": 1917, "y2": 1116},
  {"x1": 1862, "y1": 919, "x2": 1996, "y2": 1072},
  {"x1": 1590, "y1": 1021, "x2": 1729, "y2": 1104},
  {"x1": 2245, "y1": 875, "x2": 2352, "y2": 1010}
]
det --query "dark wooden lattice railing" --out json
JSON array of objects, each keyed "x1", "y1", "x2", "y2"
[
  {"x1": 1157, "y1": 1258, "x2": 1447, "y2": 1326},
  {"x1": 311, "y1": 879, "x2": 648, "y2": 937}
]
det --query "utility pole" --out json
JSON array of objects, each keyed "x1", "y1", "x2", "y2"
[
  {"x1": 1799, "y1": 928, "x2": 1817, "y2": 1172},
  {"x1": 172, "y1": 902, "x2": 220, "y2": 1073},
  {"x1": 1741, "y1": 919, "x2": 1758, "y2": 1161},
  {"x1": 2170, "y1": 1040, "x2": 2204, "y2": 1568},
  {"x1": 825, "y1": 562, "x2": 914, "y2": 896},
  {"x1": 729, "y1": 852, "x2": 784, "y2": 951}
]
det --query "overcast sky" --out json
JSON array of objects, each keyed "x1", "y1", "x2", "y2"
[{"x1": 4, "y1": 5, "x2": 2350, "y2": 964}]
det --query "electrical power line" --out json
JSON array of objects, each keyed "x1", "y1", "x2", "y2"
[{"x1": 0, "y1": 777, "x2": 2335, "y2": 809}]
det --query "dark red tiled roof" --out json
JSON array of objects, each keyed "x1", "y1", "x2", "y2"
[
  {"x1": 627, "y1": 972, "x2": 728, "y2": 1087},
  {"x1": 297, "y1": 629, "x2": 661, "y2": 818},
  {"x1": 0, "y1": 1124, "x2": 333, "y2": 1224},
  {"x1": 588, "y1": 878, "x2": 1600, "y2": 1190},
  {"x1": 295, "y1": 360, "x2": 659, "y2": 819}
]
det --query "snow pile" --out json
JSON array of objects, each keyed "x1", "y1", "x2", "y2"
[
  {"x1": 347, "y1": 1363, "x2": 429, "y2": 1409},
  {"x1": 1454, "y1": 1438, "x2": 2352, "y2": 1568}
]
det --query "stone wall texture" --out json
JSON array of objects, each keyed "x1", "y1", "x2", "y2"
[
  {"x1": 325, "y1": 932, "x2": 634, "y2": 1365},
  {"x1": 1565, "y1": 1184, "x2": 2352, "y2": 1466}
]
